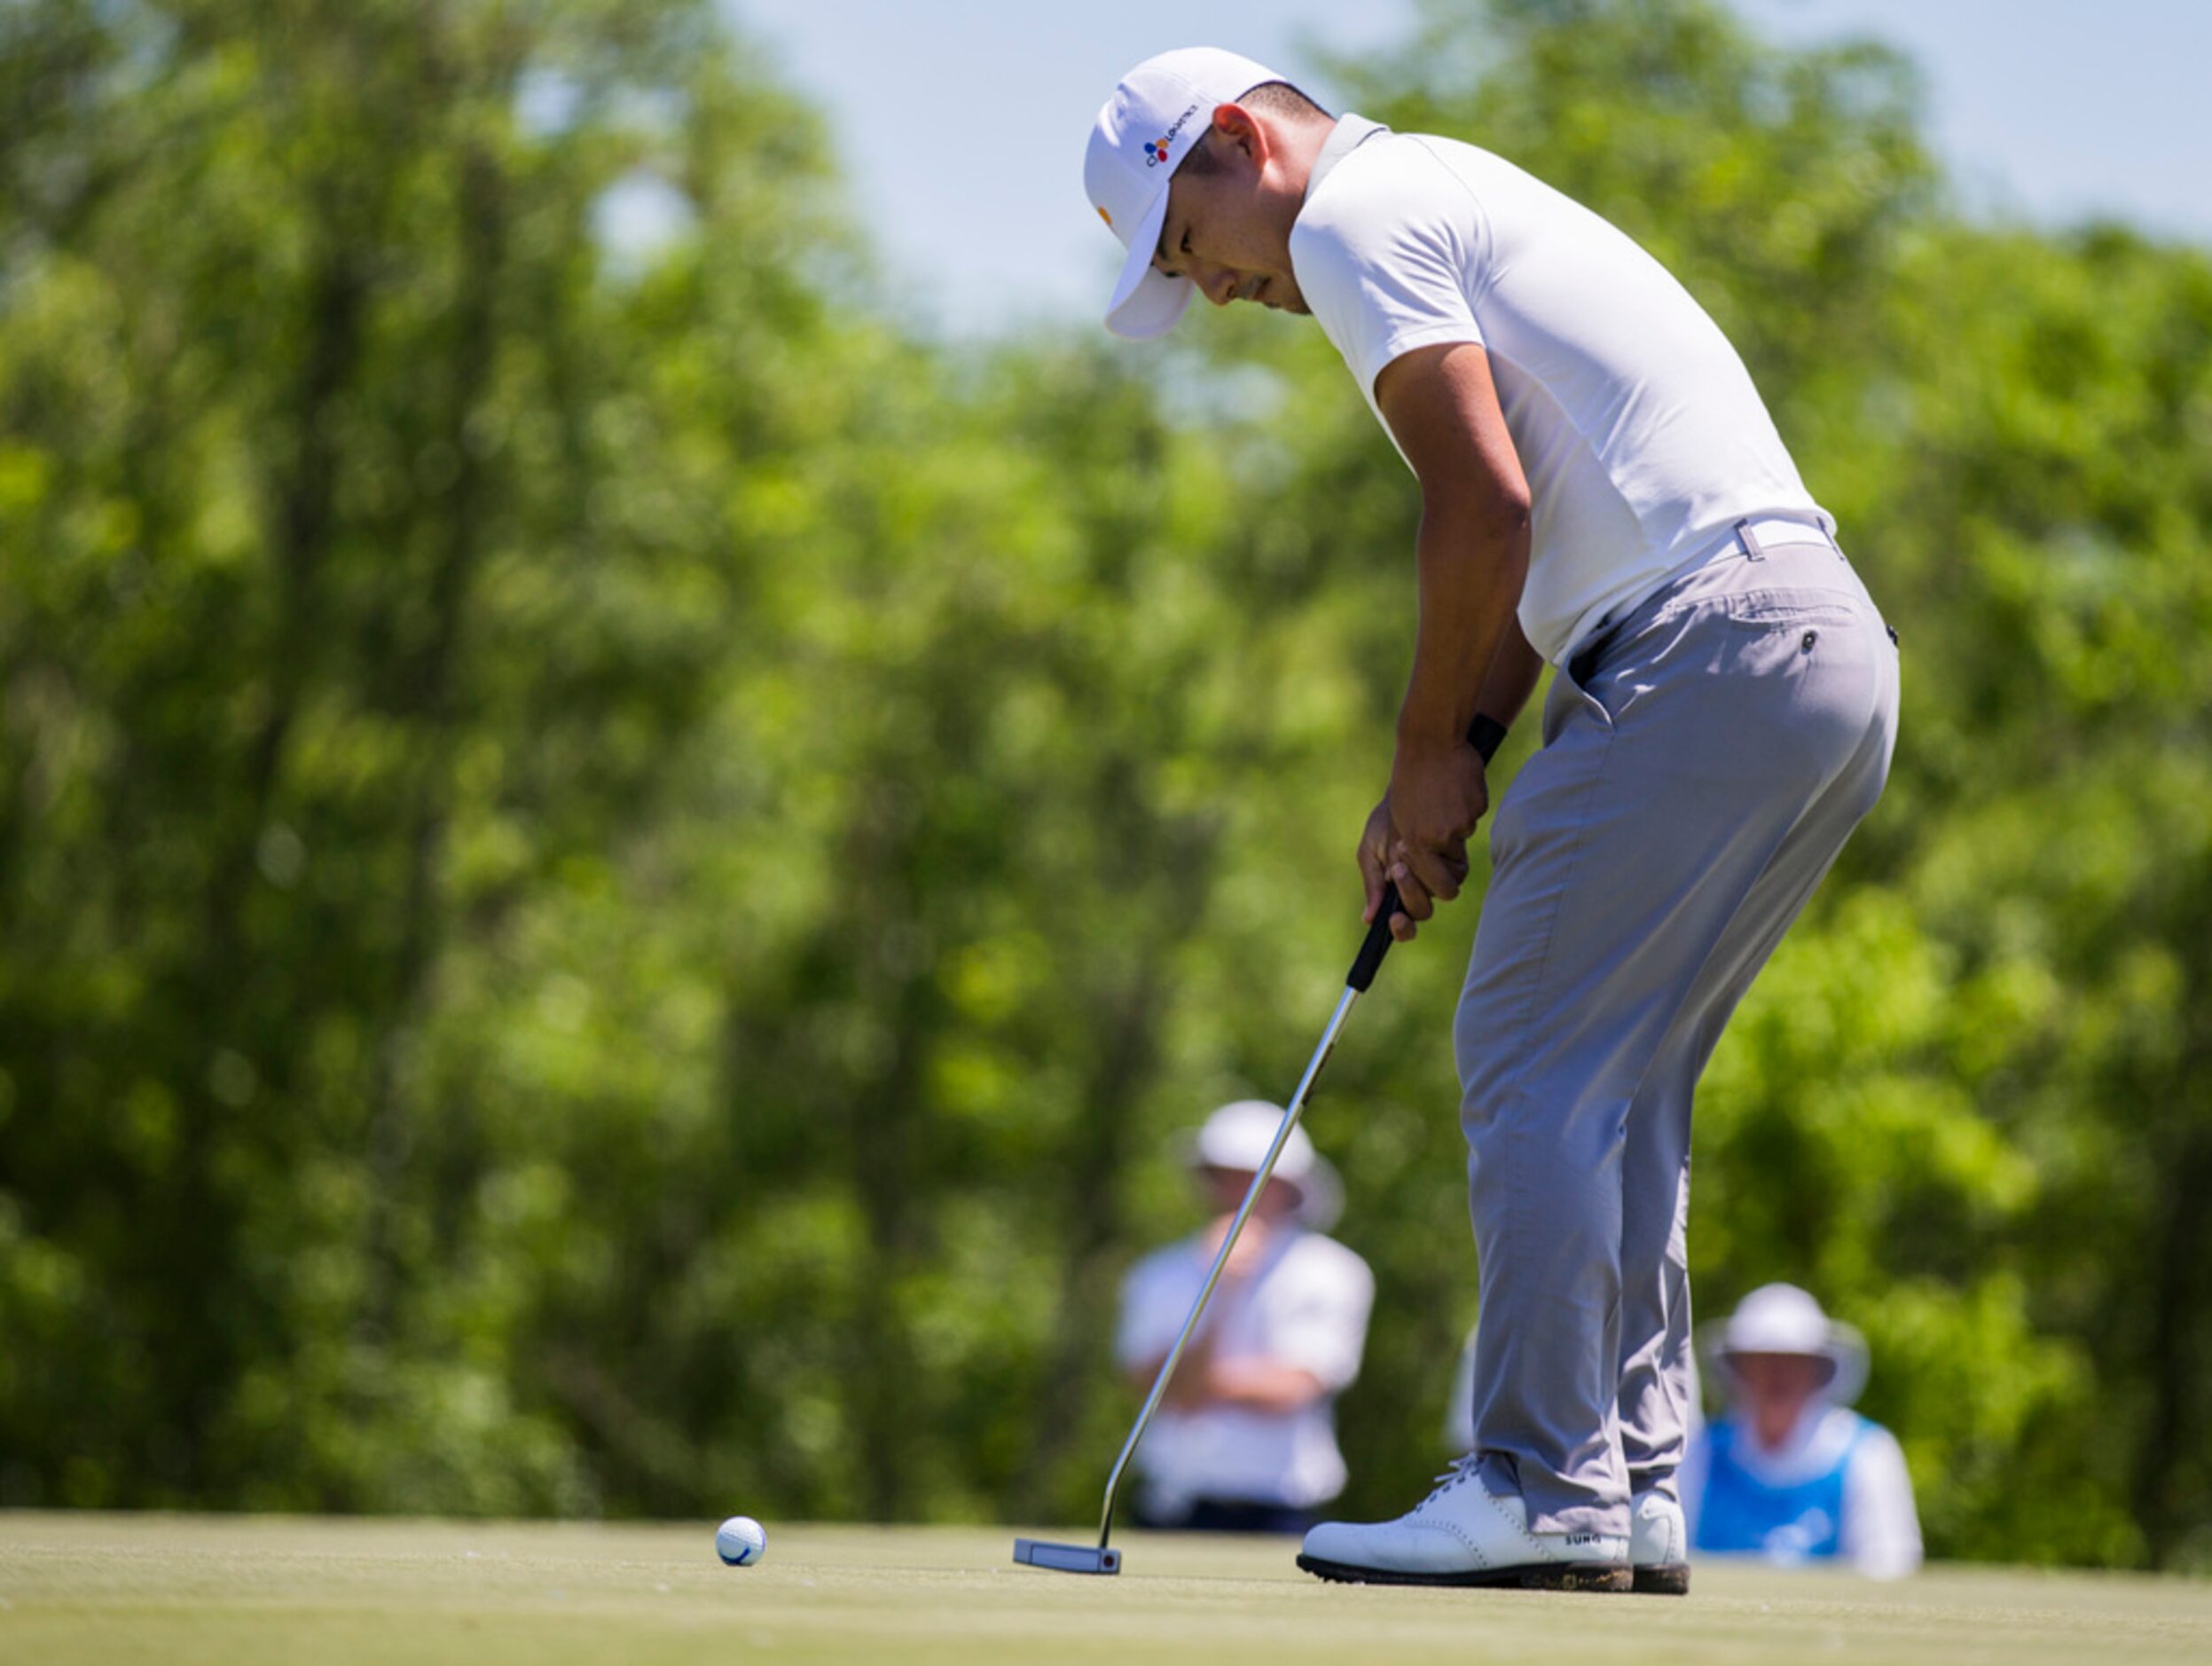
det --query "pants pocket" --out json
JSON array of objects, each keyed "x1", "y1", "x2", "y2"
[{"x1": 1545, "y1": 646, "x2": 1618, "y2": 748}]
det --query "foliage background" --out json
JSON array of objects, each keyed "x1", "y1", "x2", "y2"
[{"x1": 1, "y1": 0, "x2": 2206, "y2": 1568}]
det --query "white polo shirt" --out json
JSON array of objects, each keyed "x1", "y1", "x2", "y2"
[
  {"x1": 1289, "y1": 118, "x2": 1832, "y2": 665},
  {"x1": 1115, "y1": 1226, "x2": 1374, "y2": 1513}
]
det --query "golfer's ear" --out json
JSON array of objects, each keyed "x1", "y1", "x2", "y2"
[{"x1": 1212, "y1": 102, "x2": 1265, "y2": 163}]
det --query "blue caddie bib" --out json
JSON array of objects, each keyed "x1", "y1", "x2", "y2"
[{"x1": 1693, "y1": 1413, "x2": 1868, "y2": 1562}]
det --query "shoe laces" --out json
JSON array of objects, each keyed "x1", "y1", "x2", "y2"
[{"x1": 1422, "y1": 1454, "x2": 1484, "y2": 1505}]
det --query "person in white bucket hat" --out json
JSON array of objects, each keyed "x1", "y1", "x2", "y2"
[
  {"x1": 1683, "y1": 1284, "x2": 1922, "y2": 1578},
  {"x1": 1113, "y1": 1100, "x2": 1374, "y2": 1534},
  {"x1": 1084, "y1": 50, "x2": 1899, "y2": 1592}
]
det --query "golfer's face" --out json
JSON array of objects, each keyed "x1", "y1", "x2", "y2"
[{"x1": 1150, "y1": 134, "x2": 1308, "y2": 317}]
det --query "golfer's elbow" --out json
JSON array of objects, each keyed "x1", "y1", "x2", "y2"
[
  {"x1": 1421, "y1": 483, "x2": 1529, "y2": 586},
  {"x1": 1477, "y1": 479, "x2": 1533, "y2": 556}
]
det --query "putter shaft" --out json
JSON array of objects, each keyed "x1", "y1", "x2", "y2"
[{"x1": 1093, "y1": 983, "x2": 1362, "y2": 1554}]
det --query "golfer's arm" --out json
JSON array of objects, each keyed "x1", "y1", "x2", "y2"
[
  {"x1": 1472, "y1": 612, "x2": 1544, "y2": 736},
  {"x1": 1374, "y1": 342, "x2": 1535, "y2": 747}
]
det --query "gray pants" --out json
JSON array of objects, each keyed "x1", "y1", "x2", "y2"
[{"x1": 1455, "y1": 530, "x2": 1899, "y2": 1537}]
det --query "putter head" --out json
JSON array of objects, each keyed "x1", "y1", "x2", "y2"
[{"x1": 1012, "y1": 1537, "x2": 1121, "y2": 1576}]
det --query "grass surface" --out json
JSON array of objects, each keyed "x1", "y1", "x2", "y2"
[{"x1": 4, "y1": 1513, "x2": 2208, "y2": 1663}]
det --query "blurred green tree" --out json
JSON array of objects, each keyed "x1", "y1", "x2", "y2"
[{"x1": 0, "y1": 0, "x2": 852, "y2": 1512}]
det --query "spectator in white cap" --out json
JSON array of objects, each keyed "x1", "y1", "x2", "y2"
[
  {"x1": 1114, "y1": 1100, "x2": 1375, "y2": 1534},
  {"x1": 1683, "y1": 1284, "x2": 1922, "y2": 1578},
  {"x1": 1085, "y1": 45, "x2": 1898, "y2": 1592}
]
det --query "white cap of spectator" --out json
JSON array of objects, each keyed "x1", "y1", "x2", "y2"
[
  {"x1": 1187, "y1": 1099, "x2": 1344, "y2": 1231},
  {"x1": 1706, "y1": 1282, "x2": 1870, "y2": 1406}
]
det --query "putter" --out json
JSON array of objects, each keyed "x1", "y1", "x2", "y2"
[{"x1": 1015, "y1": 713, "x2": 1509, "y2": 1576}]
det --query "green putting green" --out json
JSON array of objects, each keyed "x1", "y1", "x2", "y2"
[{"x1": 2, "y1": 1513, "x2": 2207, "y2": 1663}]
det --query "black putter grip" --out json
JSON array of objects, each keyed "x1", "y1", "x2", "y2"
[{"x1": 1346, "y1": 714, "x2": 1510, "y2": 993}]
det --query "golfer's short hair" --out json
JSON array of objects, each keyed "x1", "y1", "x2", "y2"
[{"x1": 1179, "y1": 81, "x2": 1333, "y2": 176}]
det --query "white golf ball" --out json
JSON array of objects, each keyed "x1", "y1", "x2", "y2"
[{"x1": 716, "y1": 1515, "x2": 767, "y2": 1568}]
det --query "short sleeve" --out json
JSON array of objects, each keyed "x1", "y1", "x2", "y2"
[{"x1": 1290, "y1": 140, "x2": 1490, "y2": 404}]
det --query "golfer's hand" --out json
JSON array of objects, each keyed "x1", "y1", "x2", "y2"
[
  {"x1": 1357, "y1": 798, "x2": 1404, "y2": 933},
  {"x1": 1363, "y1": 741, "x2": 1486, "y2": 940}
]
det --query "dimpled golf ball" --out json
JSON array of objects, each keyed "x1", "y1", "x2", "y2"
[{"x1": 716, "y1": 1515, "x2": 767, "y2": 1567}]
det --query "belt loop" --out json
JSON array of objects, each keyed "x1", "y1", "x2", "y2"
[{"x1": 1734, "y1": 517, "x2": 1766, "y2": 562}]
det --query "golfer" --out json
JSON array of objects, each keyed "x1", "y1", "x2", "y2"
[
  {"x1": 1685, "y1": 1284, "x2": 1922, "y2": 1578},
  {"x1": 1084, "y1": 50, "x2": 1899, "y2": 1593},
  {"x1": 1116, "y1": 1101, "x2": 1374, "y2": 1534}
]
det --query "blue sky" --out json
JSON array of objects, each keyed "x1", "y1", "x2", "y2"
[{"x1": 721, "y1": 1, "x2": 2212, "y2": 337}]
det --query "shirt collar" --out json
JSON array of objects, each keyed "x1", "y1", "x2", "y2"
[{"x1": 1304, "y1": 113, "x2": 1389, "y2": 204}]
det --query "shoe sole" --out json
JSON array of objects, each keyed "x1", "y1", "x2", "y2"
[
  {"x1": 1632, "y1": 1562, "x2": 1690, "y2": 1596},
  {"x1": 1297, "y1": 1553, "x2": 1633, "y2": 1592}
]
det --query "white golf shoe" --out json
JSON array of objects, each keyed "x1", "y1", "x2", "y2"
[
  {"x1": 1629, "y1": 1489, "x2": 1690, "y2": 1595},
  {"x1": 1297, "y1": 1459, "x2": 1632, "y2": 1591}
]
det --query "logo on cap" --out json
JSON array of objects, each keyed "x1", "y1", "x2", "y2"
[{"x1": 1142, "y1": 102, "x2": 1204, "y2": 168}]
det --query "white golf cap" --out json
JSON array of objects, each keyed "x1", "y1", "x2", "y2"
[
  {"x1": 1186, "y1": 1098, "x2": 1343, "y2": 1230},
  {"x1": 1083, "y1": 46, "x2": 1287, "y2": 340}
]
